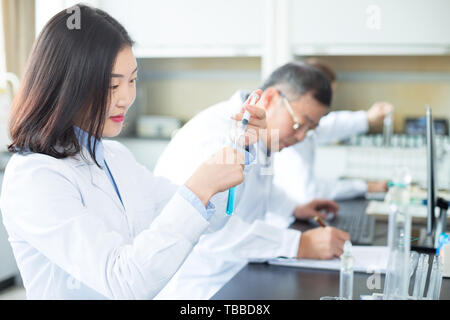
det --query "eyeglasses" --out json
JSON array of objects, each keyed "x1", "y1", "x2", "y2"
[{"x1": 279, "y1": 93, "x2": 319, "y2": 133}]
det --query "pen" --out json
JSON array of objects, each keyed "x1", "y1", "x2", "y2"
[
  {"x1": 226, "y1": 92, "x2": 260, "y2": 216},
  {"x1": 314, "y1": 216, "x2": 329, "y2": 228}
]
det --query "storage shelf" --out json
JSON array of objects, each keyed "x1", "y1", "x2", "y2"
[
  {"x1": 133, "y1": 46, "x2": 262, "y2": 58},
  {"x1": 293, "y1": 44, "x2": 450, "y2": 56}
]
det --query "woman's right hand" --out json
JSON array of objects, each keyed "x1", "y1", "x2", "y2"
[{"x1": 185, "y1": 147, "x2": 245, "y2": 206}]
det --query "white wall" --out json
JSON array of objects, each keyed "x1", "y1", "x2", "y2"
[{"x1": 35, "y1": 0, "x2": 101, "y2": 37}]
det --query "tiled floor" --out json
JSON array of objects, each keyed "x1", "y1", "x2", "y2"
[{"x1": 0, "y1": 285, "x2": 26, "y2": 300}]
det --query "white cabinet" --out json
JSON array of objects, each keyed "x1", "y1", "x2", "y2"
[
  {"x1": 36, "y1": 0, "x2": 264, "y2": 57},
  {"x1": 101, "y1": 0, "x2": 264, "y2": 57},
  {"x1": 35, "y1": 0, "x2": 450, "y2": 57},
  {"x1": 35, "y1": 0, "x2": 101, "y2": 37},
  {"x1": 291, "y1": 0, "x2": 450, "y2": 55}
]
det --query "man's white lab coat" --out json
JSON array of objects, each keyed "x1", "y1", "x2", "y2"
[
  {"x1": 273, "y1": 110, "x2": 370, "y2": 208},
  {"x1": 153, "y1": 91, "x2": 301, "y2": 300}
]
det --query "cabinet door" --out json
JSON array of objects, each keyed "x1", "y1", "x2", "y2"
[
  {"x1": 101, "y1": 0, "x2": 264, "y2": 57},
  {"x1": 291, "y1": 0, "x2": 450, "y2": 54}
]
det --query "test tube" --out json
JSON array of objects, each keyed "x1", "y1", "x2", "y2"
[
  {"x1": 426, "y1": 255, "x2": 440, "y2": 300},
  {"x1": 433, "y1": 256, "x2": 444, "y2": 300},
  {"x1": 412, "y1": 253, "x2": 429, "y2": 300},
  {"x1": 409, "y1": 251, "x2": 419, "y2": 277},
  {"x1": 408, "y1": 251, "x2": 419, "y2": 296},
  {"x1": 339, "y1": 241, "x2": 354, "y2": 300},
  {"x1": 427, "y1": 256, "x2": 443, "y2": 300},
  {"x1": 226, "y1": 92, "x2": 259, "y2": 216},
  {"x1": 383, "y1": 111, "x2": 393, "y2": 147},
  {"x1": 412, "y1": 254, "x2": 423, "y2": 299}
]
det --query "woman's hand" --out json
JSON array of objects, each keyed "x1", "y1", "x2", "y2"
[
  {"x1": 231, "y1": 89, "x2": 267, "y2": 146},
  {"x1": 185, "y1": 147, "x2": 245, "y2": 206}
]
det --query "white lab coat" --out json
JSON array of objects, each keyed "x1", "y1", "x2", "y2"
[
  {"x1": 153, "y1": 91, "x2": 301, "y2": 300},
  {"x1": 273, "y1": 110, "x2": 369, "y2": 209},
  {"x1": 0, "y1": 140, "x2": 211, "y2": 300}
]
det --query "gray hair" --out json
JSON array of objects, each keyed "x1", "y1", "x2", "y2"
[{"x1": 261, "y1": 61, "x2": 332, "y2": 107}]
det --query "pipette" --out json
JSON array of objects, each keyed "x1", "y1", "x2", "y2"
[{"x1": 226, "y1": 92, "x2": 260, "y2": 216}]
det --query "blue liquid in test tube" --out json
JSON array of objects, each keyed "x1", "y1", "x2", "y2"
[
  {"x1": 226, "y1": 187, "x2": 236, "y2": 215},
  {"x1": 225, "y1": 92, "x2": 259, "y2": 216}
]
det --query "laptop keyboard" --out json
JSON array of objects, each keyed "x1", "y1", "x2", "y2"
[
  {"x1": 329, "y1": 211, "x2": 375, "y2": 245},
  {"x1": 309, "y1": 199, "x2": 376, "y2": 245}
]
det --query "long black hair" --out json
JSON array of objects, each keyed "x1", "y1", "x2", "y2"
[{"x1": 8, "y1": 4, "x2": 134, "y2": 167}]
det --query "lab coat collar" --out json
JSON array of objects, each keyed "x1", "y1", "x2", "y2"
[
  {"x1": 68, "y1": 127, "x2": 128, "y2": 214},
  {"x1": 73, "y1": 125, "x2": 105, "y2": 166},
  {"x1": 64, "y1": 142, "x2": 98, "y2": 168},
  {"x1": 66, "y1": 126, "x2": 105, "y2": 168},
  {"x1": 88, "y1": 152, "x2": 127, "y2": 214},
  {"x1": 58, "y1": 145, "x2": 127, "y2": 214},
  {"x1": 49, "y1": 143, "x2": 95, "y2": 168},
  {"x1": 102, "y1": 146, "x2": 131, "y2": 214}
]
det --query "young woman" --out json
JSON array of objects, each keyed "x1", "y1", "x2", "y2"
[{"x1": 0, "y1": 5, "x2": 245, "y2": 299}]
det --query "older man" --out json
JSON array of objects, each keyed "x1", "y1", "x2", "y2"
[{"x1": 153, "y1": 62, "x2": 349, "y2": 299}]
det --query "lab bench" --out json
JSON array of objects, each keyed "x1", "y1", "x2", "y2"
[{"x1": 212, "y1": 198, "x2": 450, "y2": 300}]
